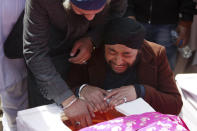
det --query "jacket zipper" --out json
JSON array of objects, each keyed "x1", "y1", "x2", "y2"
[{"x1": 148, "y1": 0, "x2": 153, "y2": 24}]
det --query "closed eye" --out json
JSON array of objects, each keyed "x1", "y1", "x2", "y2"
[
  {"x1": 108, "y1": 48, "x2": 117, "y2": 55},
  {"x1": 122, "y1": 52, "x2": 133, "y2": 57}
]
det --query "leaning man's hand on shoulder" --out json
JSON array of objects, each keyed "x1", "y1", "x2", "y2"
[{"x1": 69, "y1": 37, "x2": 94, "y2": 64}]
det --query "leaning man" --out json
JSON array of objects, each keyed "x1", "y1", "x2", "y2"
[
  {"x1": 23, "y1": 0, "x2": 127, "y2": 127},
  {"x1": 67, "y1": 17, "x2": 183, "y2": 115}
]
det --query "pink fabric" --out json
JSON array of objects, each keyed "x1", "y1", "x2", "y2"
[{"x1": 80, "y1": 112, "x2": 189, "y2": 131}]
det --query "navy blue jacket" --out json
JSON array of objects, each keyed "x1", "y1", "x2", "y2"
[{"x1": 125, "y1": 0, "x2": 196, "y2": 24}]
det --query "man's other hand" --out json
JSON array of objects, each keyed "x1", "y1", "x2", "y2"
[
  {"x1": 105, "y1": 85, "x2": 137, "y2": 109},
  {"x1": 80, "y1": 85, "x2": 109, "y2": 113},
  {"x1": 69, "y1": 37, "x2": 93, "y2": 64}
]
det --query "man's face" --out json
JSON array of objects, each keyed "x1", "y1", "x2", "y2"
[
  {"x1": 71, "y1": 3, "x2": 105, "y2": 21},
  {"x1": 105, "y1": 44, "x2": 138, "y2": 74}
]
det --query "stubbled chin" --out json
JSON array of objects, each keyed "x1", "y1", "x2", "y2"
[{"x1": 112, "y1": 66, "x2": 127, "y2": 74}]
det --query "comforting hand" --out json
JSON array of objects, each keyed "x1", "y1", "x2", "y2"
[
  {"x1": 105, "y1": 85, "x2": 137, "y2": 109},
  {"x1": 175, "y1": 23, "x2": 191, "y2": 47},
  {"x1": 69, "y1": 37, "x2": 93, "y2": 64},
  {"x1": 80, "y1": 85, "x2": 109, "y2": 113},
  {"x1": 63, "y1": 98, "x2": 95, "y2": 129}
]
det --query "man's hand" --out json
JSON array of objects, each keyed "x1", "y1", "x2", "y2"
[
  {"x1": 128, "y1": 16, "x2": 136, "y2": 20},
  {"x1": 63, "y1": 98, "x2": 95, "y2": 129},
  {"x1": 69, "y1": 37, "x2": 93, "y2": 64},
  {"x1": 175, "y1": 22, "x2": 192, "y2": 48},
  {"x1": 80, "y1": 85, "x2": 109, "y2": 113},
  {"x1": 105, "y1": 85, "x2": 137, "y2": 109}
]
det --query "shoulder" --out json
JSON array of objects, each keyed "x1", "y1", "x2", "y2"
[
  {"x1": 28, "y1": 0, "x2": 46, "y2": 4},
  {"x1": 140, "y1": 40, "x2": 167, "y2": 64},
  {"x1": 26, "y1": 0, "x2": 47, "y2": 9},
  {"x1": 89, "y1": 47, "x2": 105, "y2": 65},
  {"x1": 27, "y1": 0, "x2": 61, "y2": 9},
  {"x1": 141, "y1": 40, "x2": 165, "y2": 58},
  {"x1": 109, "y1": 0, "x2": 128, "y2": 9}
]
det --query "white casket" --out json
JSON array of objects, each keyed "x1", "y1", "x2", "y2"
[
  {"x1": 16, "y1": 98, "x2": 154, "y2": 131},
  {"x1": 176, "y1": 73, "x2": 197, "y2": 131},
  {"x1": 16, "y1": 104, "x2": 71, "y2": 131}
]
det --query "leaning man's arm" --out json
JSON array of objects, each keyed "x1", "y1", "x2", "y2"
[{"x1": 23, "y1": 0, "x2": 73, "y2": 105}]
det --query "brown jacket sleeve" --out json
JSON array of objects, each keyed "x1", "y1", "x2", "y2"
[{"x1": 143, "y1": 46, "x2": 182, "y2": 115}]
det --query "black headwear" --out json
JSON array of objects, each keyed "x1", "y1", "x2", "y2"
[{"x1": 104, "y1": 17, "x2": 145, "y2": 49}]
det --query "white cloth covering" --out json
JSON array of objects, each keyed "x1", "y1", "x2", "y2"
[{"x1": 17, "y1": 104, "x2": 71, "y2": 131}]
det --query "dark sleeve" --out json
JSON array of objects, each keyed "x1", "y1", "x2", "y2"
[
  {"x1": 4, "y1": 11, "x2": 24, "y2": 59},
  {"x1": 66, "y1": 64, "x2": 89, "y2": 97},
  {"x1": 124, "y1": 0, "x2": 135, "y2": 17},
  {"x1": 23, "y1": 0, "x2": 73, "y2": 105},
  {"x1": 143, "y1": 47, "x2": 183, "y2": 115},
  {"x1": 179, "y1": 0, "x2": 196, "y2": 21},
  {"x1": 86, "y1": 0, "x2": 128, "y2": 47}
]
